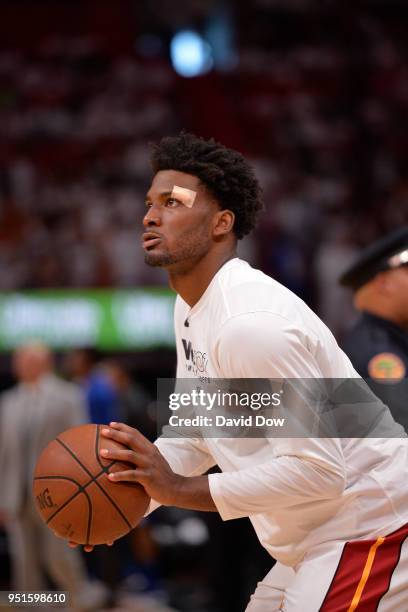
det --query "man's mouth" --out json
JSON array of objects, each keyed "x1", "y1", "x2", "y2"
[{"x1": 142, "y1": 233, "x2": 162, "y2": 250}]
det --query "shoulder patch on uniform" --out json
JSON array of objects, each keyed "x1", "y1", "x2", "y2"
[{"x1": 368, "y1": 352, "x2": 406, "y2": 382}]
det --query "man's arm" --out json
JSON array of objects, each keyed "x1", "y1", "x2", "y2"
[
  {"x1": 208, "y1": 449, "x2": 345, "y2": 521},
  {"x1": 101, "y1": 424, "x2": 345, "y2": 520},
  {"x1": 207, "y1": 312, "x2": 346, "y2": 518}
]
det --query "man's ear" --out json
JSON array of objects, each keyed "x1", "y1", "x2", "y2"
[{"x1": 213, "y1": 209, "x2": 235, "y2": 237}]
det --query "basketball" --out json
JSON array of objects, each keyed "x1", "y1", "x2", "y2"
[{"x1": 32, "y1": 423, "x2": 150, "y2": 546}]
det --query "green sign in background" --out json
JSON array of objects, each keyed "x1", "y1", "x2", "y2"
[{"x1": 0, "y1": 289, "x2": 176, "y2": 351}]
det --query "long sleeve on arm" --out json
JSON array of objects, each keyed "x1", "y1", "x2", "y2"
[
  {"x1": 209, "y1": 312, "x2": 346, "y2": 520},
  {"x1": 146, "y1": 436, "x2": 216, "y2": 515},
  {"x1": 155, "y1": 436, "x2": 216, "y2": 477},
  {"x1": 209, "y1": 447, "x2": 345, "y2": 520}
]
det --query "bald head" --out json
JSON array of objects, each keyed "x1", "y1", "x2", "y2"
[
  {"x1": 354, "y1": 267, "x2": 408, "y2": 329},
  {"x1": 13, "y1": 341, "x2": 53, "y2": 384}
]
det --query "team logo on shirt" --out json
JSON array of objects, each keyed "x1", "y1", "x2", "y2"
[
  {"x1": 182, "y1": 338, "x2": 208, "y2": 375},
  {"x1": 368, "y1": 352, "x2": 406, "y2": 382}
]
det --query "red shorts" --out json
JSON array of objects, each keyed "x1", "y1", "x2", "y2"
[{"x1": 246, "y1": 523, "x2": 408, "y2": 611}]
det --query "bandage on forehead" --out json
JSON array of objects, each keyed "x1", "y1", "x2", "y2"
[{"x1": 171, "y1": 185, "x2": 197, "y2": 208}]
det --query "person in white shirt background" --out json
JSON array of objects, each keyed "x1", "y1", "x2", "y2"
[
  {"x1": 74, "y1": 133, "x2": 408, "y2": 611},
  {"x1": 0, "y1": 341, "x2": 108, "y2": 610}
]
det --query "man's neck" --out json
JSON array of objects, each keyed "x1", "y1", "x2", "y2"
[
  {"x1": 361, "y1": 306, "x2": 408, "y2": 332},
  {"x1": 168, "y1": 248, "x2": 237, "y2": 307},
  {"x1": 20, "y1": 372, "x2": 50, "y2": 389}
]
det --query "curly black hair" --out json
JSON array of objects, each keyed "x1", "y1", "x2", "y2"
[{"x1": 150, "y1": 133, "x2": 263, "y2": 240}]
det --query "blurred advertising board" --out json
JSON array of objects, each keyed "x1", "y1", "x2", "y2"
[{"x1": 0, "y1": 289, "x2": 176, "y2": 351}]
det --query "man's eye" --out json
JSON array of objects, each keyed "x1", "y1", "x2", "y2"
[
  {"x1": 145, "y1": 201, "x2": 152, "y2": 208},
  {"x1": 166, "y1": 198, "x2": 180, "y2": 207}
]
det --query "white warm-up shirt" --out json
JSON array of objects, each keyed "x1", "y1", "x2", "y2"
[{"x1": 152, "y1": 258, "x2": 408, "y2": 567}]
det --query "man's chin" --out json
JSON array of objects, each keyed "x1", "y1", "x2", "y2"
[{"x1": 144, "y1": 251, "x2": 171, "y2": 267}]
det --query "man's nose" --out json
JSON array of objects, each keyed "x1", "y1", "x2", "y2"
[{"x1": 143, "y1": 205, "x2": 161, "y2": 227}]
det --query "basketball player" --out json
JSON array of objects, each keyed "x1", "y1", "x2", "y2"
[{"x1": 87, "y1": 134, "x2": 408, "y2": 610}]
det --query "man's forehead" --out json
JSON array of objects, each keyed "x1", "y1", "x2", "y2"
[{"x1": 148, "y1": 169, "x2": 202, "y2": 195}]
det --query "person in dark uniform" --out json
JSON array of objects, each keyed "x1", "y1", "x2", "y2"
[{"x1": 339, "y1": 226, "x2": 408, "y2": 427}]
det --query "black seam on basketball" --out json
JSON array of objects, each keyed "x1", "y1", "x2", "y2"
[
  {"x1": 56, "y1": 435, "x2": 116, "y2": 478},
  {"x1": 34, "y1": 475, "x2": 82, "y2": 486},
  {"x1": 34, "y1": 475, "x2": 83, "y2": 524},
  {"x1": 48, "y1": 486, "x2": 93, "y2": 545},
  {"x1": 35, "y1": 469, "x2": 115, "y2": 496},
  {"x1": 85, "y1": 491, "x2": 92, "y2": 545},
  {"x1": 95, "y1": 473, "x2": 139, "y2": 530},
  {"x1": 94, "y1": 477, "x2": 132, "y2": 530},
  {"x1": 95, "y1": 424, "x2": 105, "y2": 470},
  {"x1": 34, "y1": 476, "x2": 90, "y2": 525},
  {"x1": 56, "y1": 438, "x2": 96, "y2": 478},
  {"x1": 56, "y1": 437, "x2": 132, "y2": 530},
  {"x1": 94, "y1": 424, "x2": 117, "y2": 473},
  {"x1": 46, "y1": 491, "x2": 81, "y2": 525}
]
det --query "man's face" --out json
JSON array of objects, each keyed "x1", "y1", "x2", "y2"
[
  {"x1": 142, "y1": 170, "x2": 219, "y2": 271},
  {"x1": 13, "y1": 348, "x2": 47, "y2": 383}
]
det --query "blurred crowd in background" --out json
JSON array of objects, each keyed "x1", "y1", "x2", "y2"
[
  {"x1": 1, "y1": 0, "x2": 407, "y2": 336},
  {"x1": 0, "y1": 0, "x2": 407, "y2": 610}
]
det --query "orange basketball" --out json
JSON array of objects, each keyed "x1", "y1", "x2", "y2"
[{"x1": 33, "y1": 423, "x2": 150, "y2": 545}]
